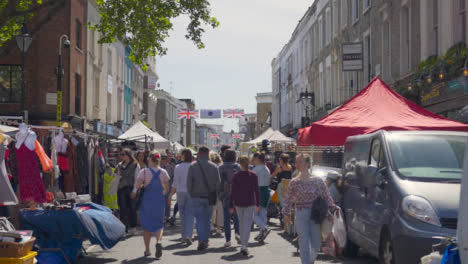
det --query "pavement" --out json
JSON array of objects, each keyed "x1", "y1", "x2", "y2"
[{"x1": 81, "y1": 218, "x2": 377, "y2": 264}]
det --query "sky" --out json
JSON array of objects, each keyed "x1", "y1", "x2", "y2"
[{"x1": 156, "y1": 0, "x2": 312, "y2": 131}]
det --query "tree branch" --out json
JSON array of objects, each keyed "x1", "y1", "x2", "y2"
[{"x1": 10, "y1": 0, "x2": 63, "y2": 17}]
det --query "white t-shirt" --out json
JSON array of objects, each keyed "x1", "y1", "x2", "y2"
[
  {"x1": 172, "y1": 162, "x2": 192, "y2": 193},
  {"x1": 136, "y1": 168, "x2": 170, "y2": 189}
]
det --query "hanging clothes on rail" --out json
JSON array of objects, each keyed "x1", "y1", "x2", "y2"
[
  {"x1": 76, "y1": 139, "x2": 89, "y2": 194},
  {"x1": 103, "y1": 166, "x2": 118, "y2": 210},
  {"x1": 0, "y1": 134, "x2": 18, "y2": 205},
  {"x1": 65, "y1": 137, "x2": 78, "y2": 193},
  {"x1": 15, "y1": 124, "x2": 46, "y2": 203}
]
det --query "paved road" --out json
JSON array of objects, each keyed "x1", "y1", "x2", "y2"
[{"x1": 82, "y1": 219, "x2": 377, "y2": 264}]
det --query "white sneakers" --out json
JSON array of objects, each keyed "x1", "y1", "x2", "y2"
[{"x1": 224, "y1": 241, "x2": 232, "y2": 247}]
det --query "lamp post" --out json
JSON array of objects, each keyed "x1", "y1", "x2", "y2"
[
  {"x1": 297, "y1": 90, "x2": 314, "y2": 128},
  {"x1": 15, "y1": 22, "x2": 33, "y2": 122},
  {"x1": 56, "y1": 34, "x2": 70, "y2": 127}
]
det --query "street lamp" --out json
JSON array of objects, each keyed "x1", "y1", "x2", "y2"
[
  {"x1": 56, "y1": 34, "x2": 70, "y2": 127},
  {"x1": 297, "y1": 89, "x2": 314, "y2": 128},
  {"x1": 15, "y1": 22, "x2": 33, "y2": 119}
]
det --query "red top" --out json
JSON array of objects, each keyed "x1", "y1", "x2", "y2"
[
  {"x1": 229, "y1": 170, "x2": 260, "y2": 208},
  {"x1": 298, "y1": 77, "x2": 468, "y2": 146}
]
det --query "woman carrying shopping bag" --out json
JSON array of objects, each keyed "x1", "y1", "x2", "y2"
[{"x1": 283, "y1": 153, "x2": 338, "y2": 264}]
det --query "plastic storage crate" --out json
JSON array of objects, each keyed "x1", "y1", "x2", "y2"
[{"x1": 0, "y1": 251, "x2": 37, "y2": 264}]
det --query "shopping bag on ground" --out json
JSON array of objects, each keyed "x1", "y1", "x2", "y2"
[
  {"x1": 321, "y1": 233, "x2": 336, "y2": 257},
  {"x1": 332, "y1": 209, "x2": 347, "y2": 249},
  {"x1": 421, "y1": 252, "x2": 443, "y2": 264}
]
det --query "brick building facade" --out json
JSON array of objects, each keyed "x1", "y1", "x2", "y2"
[{"x1": 0, "y1": 0, "x2": 87, "y2": 124}]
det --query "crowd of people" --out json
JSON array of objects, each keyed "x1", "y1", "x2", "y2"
[{"x1": 114, "y1": 145, "x2": 340, "y2": 264}]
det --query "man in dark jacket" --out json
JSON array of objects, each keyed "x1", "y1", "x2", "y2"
[
  {"x1": 187, "y1": 146, "x2": 221, "y2": 250},
  {"x1": 217, "y1": 149, "x2": 241, "y2": 247}
]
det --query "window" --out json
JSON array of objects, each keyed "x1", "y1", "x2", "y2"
[
  {"x1": 75, "y1": 20, "x2": 82, "y2": 49},
  {"x1": 118, "y1": 88, "x2": 122, "y2": 120},
  {"x1": 107, "y1": 50, "x2": 112, "y2": 74},
  {"x1": 313, "y1": 23, "x2": 318, "y2": 58},
  {"x1": 319, "y1": 16, "x2": 323, "y2": 51},
  {"x1": 363, "y1": 0, "x2": 371, "y2": 13},
  {"x1": 107, "y1": 93, "x2": 112, "y2": 121},
  {"x1": 341, "y1": 0, "x2": 348, "y2": 29},
  {"x1": 89, "y1": 30, "x2": 95, "y2": 55},
  {"x1": 333, "y1": 0, "x2": 339, "y2": 37},
  {"x1": 94, "y1": 77, "x2": 100, "y2": 107},
  {"x1": 369, "y1": 139, "x2": 385, "y2": 169},
  {"x1": 352, "y1": 0, "x2": 359, "y2": 23},
  {"x1": 0, "y1": 65, "x2": 21, "y2": 103},
  {"x1": 458, "y1": 0, "x2": 467, "y2": 43},
  {"x1": 364, "y1": 32, "x2": 372, "y2": 82},
  {"x1": 400, "y1": 5, "x2": 410, "y2": 74},
  {"x1": 433, "y1": 0, "x2": 439, "y2": 55},
  {"x1": 325, "y1": 8, "x2": 332, "y2": 45},
  {"x1": 75, "y1": 74, "x2": 81, "y2": 115},
  {"x1": 382, "y1": 21, "x2": 391, "y2": 81},
  {"x1": 319, "y1": 63, "x2": 324, "y2": 107}
]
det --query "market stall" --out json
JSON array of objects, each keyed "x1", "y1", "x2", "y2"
[
  {"x1": 118, "y1": 121, "x2": 170, "y2": 150},
  {"x1": 298, "y1": 77, "x2": 468, "y2": 147},
  {"x1": 240, "y1": 129, "x2": 294, "y2": 154},
  {"x1": 21, "y1": 203, "x2": 125, "y2": 264}
]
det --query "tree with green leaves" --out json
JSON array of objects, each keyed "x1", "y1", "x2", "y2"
[{"x1": 0, "y1": 0, "x2": 219, "y2": 65}]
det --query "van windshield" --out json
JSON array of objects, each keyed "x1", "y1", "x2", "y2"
[{"x1": 388, "y1": 134, "x2": 467, "y2": 182}]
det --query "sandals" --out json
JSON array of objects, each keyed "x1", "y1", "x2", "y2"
[
  {"x1": 144, "y1": 251, "x2": 151, "y2": 257},
  {"x1": 156, "y1": 243, "x2": 163, "y2": 259}
]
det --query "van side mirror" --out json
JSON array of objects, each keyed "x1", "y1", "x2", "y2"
[{"x1": 364, "y1": 166, "x2": 387, "y2": 188}]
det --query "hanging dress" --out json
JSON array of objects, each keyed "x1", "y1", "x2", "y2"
[
  {"x1": 139, "y1": 168, "x2": 165, "y2": 232},
  {"x1": 16, "y1": 131, "x2": 47, "y2": 204},
  {"x1": 0, "y1": 140, "x2": 18, "y2": 205}
]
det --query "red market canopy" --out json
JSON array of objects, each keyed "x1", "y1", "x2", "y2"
[{"x1": 298, "y1": 77, "x2": 468, "y2": 146}]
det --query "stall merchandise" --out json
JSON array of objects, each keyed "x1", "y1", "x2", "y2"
[
  {"x1": 0, "y1": 134, "x2": 18, "y2": 205},
  {"x1": 21, "y1": 203, "x2": 125, "y2": 264},
  {"x1": 298, "y1": 77, "x2": 468, "y2": 146}
]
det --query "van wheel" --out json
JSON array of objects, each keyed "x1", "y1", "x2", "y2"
[
  {"x1": 379, "y1": 232, "x2": 395, "y2": 264},
  {"x1": 343, "y1": 238, "x2": 359, "y2": 258}
]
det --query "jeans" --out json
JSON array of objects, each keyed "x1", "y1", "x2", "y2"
[
  {"x1": 235, "y1": 206, "x2": 255, "y2": 248},
  {"x1": 177, "y1": 192, "x2": 194, "y2": 239},
  {"x1": 173, "y1": 203, "x2": 179, "y2": 217},
  {"x1": 117, "y1": 186, "x2": 137, "y2": 231},
  {"x1": 253, "y1": 206, "x2": 268, "y2": 230},
  {"x1": 295, "y1": 208, "x2": 322, "y2": 264},
  {"x1": 191, "y1": 197, "x2": 213, "y2": 243},
  {"x1": 223, "y1": 199, "x2": 239, "y2": 242}
]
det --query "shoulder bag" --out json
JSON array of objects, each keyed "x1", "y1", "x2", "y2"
[
  {"x1": 198, "y1": 162, "x2": 217, "y2": 206},
  {"x1": 135, "y1": 169, "x2": 148, "y2": 210}
]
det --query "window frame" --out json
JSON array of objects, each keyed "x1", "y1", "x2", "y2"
[
  {"x1": 363, "y1": 0, "x2": 371, "y2": 14},
  {"x1": 0, "y1": 64, "x2": 22, "y2": 104},
  {"x1": 352, "y1": 0, "x2": 360, "y2": 24},
  {"x1": 75, "y1": 73, "x2": 81, "y2": 115},
  {"x1": 75, "y1": 19, "x2": 82, "y2": 50}
]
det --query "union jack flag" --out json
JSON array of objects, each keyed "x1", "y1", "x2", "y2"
[
  {"x1": 178, "y1": 109, "x2": 199, "y2": 120},
  {"x1": 232, "y1": 133, "x2": 244, "y2": 139},
  {"x1": 209, "y1": 133, "x2": 220, "y2": 138},
  {"x1": 223, "y1": 109, "x2": 245, "y2": 119}
]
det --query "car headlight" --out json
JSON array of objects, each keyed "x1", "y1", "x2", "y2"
[{"x1": 402, "y1": 195, "x2": 441, "y2": 227}]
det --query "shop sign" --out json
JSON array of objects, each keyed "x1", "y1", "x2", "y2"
[
  {"x1": 46, "y1": 93, "x2": 57, "y2": 105},
  {"x1": 421, "y1": 88, "x2": 441, "y2": 103},
  {"x1": 342, "y1": 42, "x2": 363, "y2": 71}
]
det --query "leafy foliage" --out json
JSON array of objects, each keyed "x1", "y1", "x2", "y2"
[
  {"x1": 0, "y1": 0, "x2": 219, "y2": 66},
  {"x1": 397, "y1": 42, "x2": 468, "y2": 104},
  {"x1": 92, "y1": 0, "x2": 219, "y2": 66}
]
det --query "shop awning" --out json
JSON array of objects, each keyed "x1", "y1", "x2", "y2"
[{"x1": 298, "y1": 77, "x2": 468, "y2": 146}]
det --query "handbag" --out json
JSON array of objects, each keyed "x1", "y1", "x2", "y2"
[
  {"x1": 198, "y1": 162, "x2": 217, "y2": 206},
  {"x1": 311, "y1": 196, "x2": 328, "y2": 224},
  {"x1": 135, "y1": 169, "x2": 148, "y2": 210}
]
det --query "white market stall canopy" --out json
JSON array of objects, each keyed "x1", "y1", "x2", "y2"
[
  {"x1": 241, "y1": 129, "x2": 295, "y2": 154},
  {"x1": 172, "y1": 142, "x2": 185, "y2": 153},
  {"x1": 0, "y1": 124, "x2": 19, "y2": 136},
  {"x1": 118, "y1": 121, "x2": 170, "y2": 149}
]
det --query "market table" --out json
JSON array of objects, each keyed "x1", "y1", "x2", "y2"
[{"x1": 20, "y1": 203, "x2": 124, "y2": 264}]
